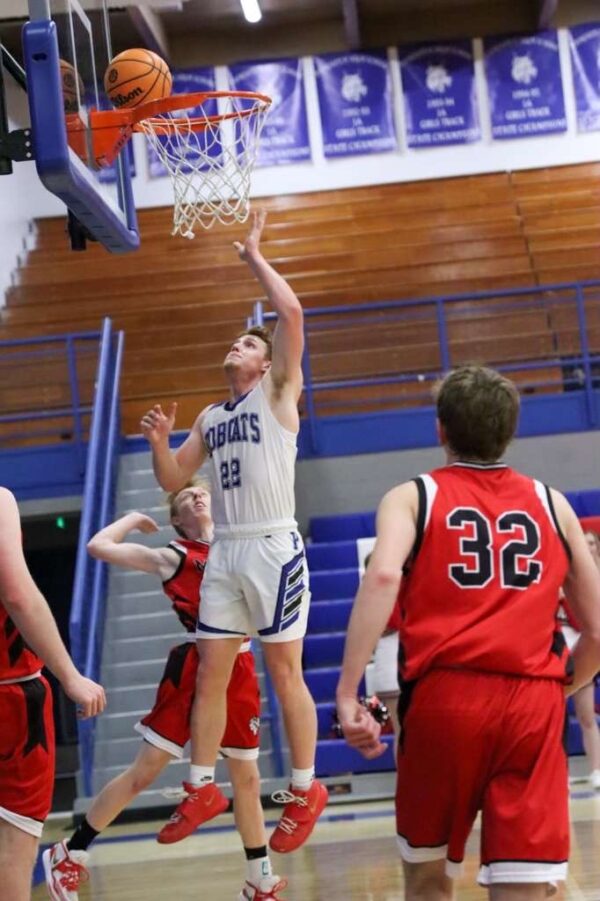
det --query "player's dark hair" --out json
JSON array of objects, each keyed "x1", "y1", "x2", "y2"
[
  {"x1": 435, "y1": 365, "x2": 520, "y2": 462},
  {"x1": 167, "y1": 479, "x2": 210, "y2": 538},
  {"x1": 236, "y1": 326, "x2": 273, "y2": 361}
]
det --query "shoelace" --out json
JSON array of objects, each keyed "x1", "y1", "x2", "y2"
[
  {"x1": 58, "y1": 859, "x2": 89, "y2": 891},
  {"x1": 164, "y1": 785, "x2": 200, "y2": 822},
  {"x1": 271, "y1": 790, "x2": 308, "y2": 807},
  {"x1": 271, "y1": 790, "x2": 308, "y2": 835},
  {"x1": 161, "y1": 786, "x2": 187, "y2": 801}
]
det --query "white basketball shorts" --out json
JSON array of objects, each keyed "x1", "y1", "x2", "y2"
[{"x1": 197, "y1": 529, "x2": 310, "y2": 644}]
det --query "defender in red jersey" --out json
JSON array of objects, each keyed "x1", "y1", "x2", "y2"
[
  {"x1": 0, "y1": 488, "x2": 105, "y2": 901},
  {"x1": 44, "y1": 482, "x2": 288, "y2": 901},
  {"x1": 337, "y1": 366, "x2": 600, "y2": 901}
]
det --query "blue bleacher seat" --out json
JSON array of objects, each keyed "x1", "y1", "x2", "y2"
[
  {"x1": 566, "y1": 717, "x2": 584, "y2": 756},
  {"x1": 310, "y1": 511, "x2": 376, "y2": 542},
  {"x1": 310, "y1": 568, "x2": 359, "y2": 602},
  {"x1": 565, "y1": 491, "x2": 585, "y2": 516},
  {"x1": 305, "y1": 667, "x2": 364, "y2": 703},
  {"x1": 578, "y1": 489, "x2": 600, "y2": 516},
  {"x1": 306, "y1": 540, "x2": 358, "y2": 571},
  {"x1": 303, "y1": 633, "x2": 346, "y2": 668},
  {"x1": 316, "y1": 736, "x2": 395, "y2": 777},
  {"x1": 316, "y1": 701, "x2": 336, "y2": 737},
  {"x1": 308, "y1": 598, "x2": 353, "y2": 633}
]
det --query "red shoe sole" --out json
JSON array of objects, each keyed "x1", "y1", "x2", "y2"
[{"x1": 269, "y1": 783, "x2": 329, "y2": 854}]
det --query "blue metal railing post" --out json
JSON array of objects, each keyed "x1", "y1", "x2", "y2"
[
  {"x1": 86, "y1": 330, "x2": 124, "y2": 684},
  {"x1": 65, "y1": 335, "x2": 85, "y2": 474},
  {"x1": 69, "y1": 317, "x2": 122, "y2": 798},
  {"x1": 70, "y1": 317, "x2": 113, "y2": 671},
  {"x1": 574, "y1": 285, "x2": 597, "y2": 427},
  {"x1": 78, "y1": 332, "x2": 124, "y2": 796},
  {"x1": 250, "y1": 301, "x2": 264, "y2": 328},
  {"x1": 435, "y1": 298, "x2": 451, "y2": 372}
]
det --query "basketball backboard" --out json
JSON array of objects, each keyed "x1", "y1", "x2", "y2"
[{"x1": 21, "y1": 0, "x2": 139, "y2": 252}]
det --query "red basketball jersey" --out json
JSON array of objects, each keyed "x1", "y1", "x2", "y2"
[
  {"x1": 0, "y1": 603, "x2": 43, "y2": 680},
  {"x1": 162, "y1": 539, "x2": 210, "y2": 632},
  {"x1": 398, "y1": 462, "x2": 571, "y2": 683}
]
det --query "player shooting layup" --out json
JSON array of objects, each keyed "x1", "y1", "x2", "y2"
[
  {"x1": 338, "y1": 365, "x2": 600, "y2": 901},
  {"x1": 141, "y1": 210, "x2": 327, "y2": 853}
]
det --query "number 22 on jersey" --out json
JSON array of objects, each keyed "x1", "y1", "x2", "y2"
[{"x1": 220, "y1": 458, "x2": 241, "y2": 491}]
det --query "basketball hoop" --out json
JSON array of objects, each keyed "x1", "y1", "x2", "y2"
[{"x1": 76, "y1": 91, "x2": 272, "y2": 237}]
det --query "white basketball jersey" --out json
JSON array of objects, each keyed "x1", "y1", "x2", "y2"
[{"x1": 202, "y1": 380, "x2": 298, "y2": 534}]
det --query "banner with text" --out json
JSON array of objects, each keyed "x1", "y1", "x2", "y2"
[
  {"x1": 569, "y1": 22, "x2": 600, "y2": 133},
  {"x1": 313, "y1": 51, "x2": 397, "y2": 158},
  {"x1": 484, "y1": 31, "x2": 567, "y2": 139},
  {"x1": 398, "y1": 40, "x2": 480, "y2": 148},
  {"x1": 147, "y1": 67, "x2": 218, "y2": 178},
  {"x1": 228, "y1": 58, "x2": 311, "y2": 166}
]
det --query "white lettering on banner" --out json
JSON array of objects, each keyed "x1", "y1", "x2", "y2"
[
  {"x1": 427, "y1": 97, "x2": 456, "y2": 108},
  {"x1": 494, "y1": 118, "x2": 566, "y2": 136},
  {"x1": 410, "y1": 127, "x2": 480, "y2": 145},
  {"x1": 325, "y1": 136, "x2": 397, "y2": 153}
]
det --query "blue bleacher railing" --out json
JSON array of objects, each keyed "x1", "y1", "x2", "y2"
[
  {"x1": 254, "y1": 278, "x2": 600, "y2": 453},
  {"x1": 69, "y1": 317, "x2": 125, "y2": 796},
  {"x1": 0, "y1": 330, "x2": 100, "y2": 453}
]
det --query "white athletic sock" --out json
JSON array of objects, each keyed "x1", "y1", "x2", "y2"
[
  {"x1": 189, "y1": 765, "x2": 215, "y2": 787},
  {"x1": 246, "y1": 854, "x2": 272, "y2": 886},
  {"x1": 291, "y1": 767, "x2": 314, "y2": 792}
]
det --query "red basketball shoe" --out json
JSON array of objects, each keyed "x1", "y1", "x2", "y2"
[
  {"x1": 157, "y1": 781, "x2": 229, "y2": 844},
  {"x1": 239, "y1": 876, "x2": 288, "y2": 899},
  {"x1": 269, "y1": 780, "x2": 328, "y2": 853},
  {"x1": 43, "y1": 840, "x2": 89, "y2": 901}
]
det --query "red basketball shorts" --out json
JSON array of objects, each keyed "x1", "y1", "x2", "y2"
[
  {"x1": 396, "y1": 669, "x2": 569, "y2": 888},
  {"x1": 0, "y1": 675, "x2": 55, "y2": 837},
  {"x1": 135, "y1": 641, "x2": 261, "y2": 759}
]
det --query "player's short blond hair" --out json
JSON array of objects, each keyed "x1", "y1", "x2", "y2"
[
  {"x1": 435, "y1": 365, "x2": 520, "y2": 462},
  {"x1": 167, "y1": 479, "x2": 211, "y2": 537}
]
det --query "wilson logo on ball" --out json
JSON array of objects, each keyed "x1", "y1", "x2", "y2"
[{"x1": 111, "y1": 87, "x2": 144, "y2": 107}]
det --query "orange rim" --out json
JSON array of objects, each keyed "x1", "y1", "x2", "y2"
[{"x1": 68, "y1": 90, "x2": 271, "y2": 168}]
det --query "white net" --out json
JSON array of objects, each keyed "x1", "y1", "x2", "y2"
[{"x1": 138, "y1": 93, "x2": 271, "y2": 238}]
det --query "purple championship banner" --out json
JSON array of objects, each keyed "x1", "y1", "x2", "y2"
[
  {"x1": 569, "y1": 22, "x2": 600, "y2": 133},
  {"x1": 398, "y1": 39, "x2": 480, "y2": 148},
  {"x1": 228, "y1": 58, "x2": 311, "y2": 166},
  {"x1": 484, "y1": 31, "x2": 567, "y2": 139},
  {"x1": 313, "y1": 50, "x2": 397, "y2": 158},
  {"x1": 147, "y1": 67, "x2": 218, "y2": 178}
]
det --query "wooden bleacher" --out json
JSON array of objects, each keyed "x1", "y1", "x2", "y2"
[{"x1": 2, "y1": 163, "x2": 600, "y2": 440}]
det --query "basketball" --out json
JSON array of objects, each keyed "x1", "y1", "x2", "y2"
[
  {"x1": 59, "y1": 59, "x2": 84, "y2": 114},
  {"x1": 104, "y1": 48, "x2": 172, "y2": 109}
]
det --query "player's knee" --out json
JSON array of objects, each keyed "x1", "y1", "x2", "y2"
[
  {"x1": 404, "y1": 861, "x2": 452, "y2": 900},
  {"x1": 230, "y1": 761, "x2": 261, "y2": 798},
  {"x1": 267, "y1": 656, "x2": 304, "y2": 696},
  {"x1": 578, "y1": 710, "x2": 597, "y2": 730},
  {"x1": 128, "y1": 759, "x2": 162, "y2": 793},
  {"x1": 195, "y1": 657, "x2": 231, "y2": 694}
]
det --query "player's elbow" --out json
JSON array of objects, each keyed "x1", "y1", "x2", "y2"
[
  {"x1": 278, "y1": 301, "x2": 303, "y2": 327},
  {"x1": 0, "y1": 591, "x2": 29, "y2": 615},
  {"x1": 368, "y1": 565, "x2": 402, "y2": 594},
  {"x1": 87, "y1": 537, "x2": 107, "y2": 560}
]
